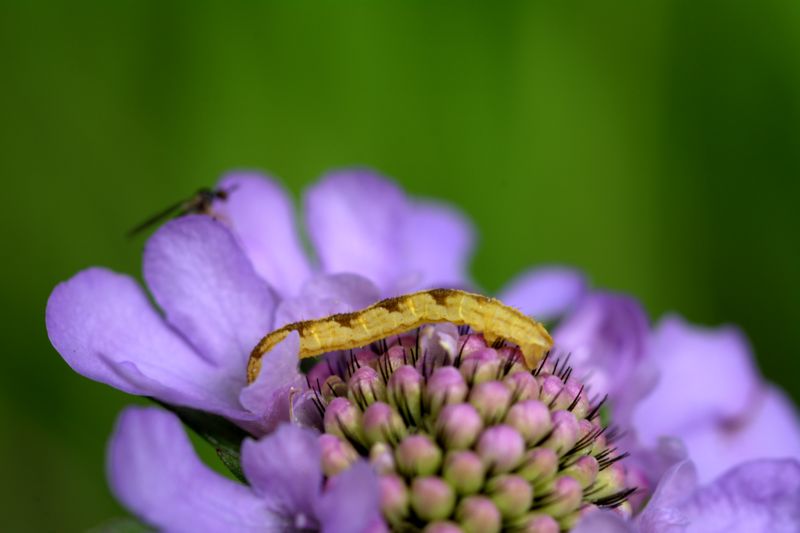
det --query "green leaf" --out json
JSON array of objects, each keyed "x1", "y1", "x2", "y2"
[{"x1": 152, "y1": 400, "x2": 250, "y2": 483}]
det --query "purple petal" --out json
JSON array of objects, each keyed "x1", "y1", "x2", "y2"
[
  {"x1": 239, "y1": 332, "x2": 304, "y2": 433},
  {"x1": 498, "y1": 266, "x2": 587, "y2": 321},
  {"x1": 274, "y1": 273, "x2": 381, "y2": 328},
  {"x1": 396, "y1": 200, "x2": 474, "y2": 292},
  {"x1": 677, "y1": 386, "x2": 800, "y2": 483},
  {"x1": 46, "y1": 268, "x2": 248, "y2": 417},
  {"x1": 304, "y1": 169, "x2": 473, "y2": 294},
  {"x1": 240, "y1": 423, "x2": 322, "y2": 525},
  {"x1": 143, "y1": 216, "x2": 276, "y2": 382},
  {"x1": 678, "y1": 459, "x2": 800, "y2": 533},
  {"x1": 572, "y1": 511, "x2": 635, "y2": 533},
  {"x1": 636, "y1": 460, "x2": 696, "y2": 532},
  {"x1": 318, "y1": 461, "x2": 381, "y2": 533},
  {"x1": 632, "y1": 315, "x2": 760, "y2": 449},
  {"x1": 214, "y1": 172, "x2": 312, "y2": 297},
  {"x1": 554, "y1": 292, "x2": 653, "y2": 421},
  {"x1": 108, "y1": 407, "x2": 273, "y2": 532}
]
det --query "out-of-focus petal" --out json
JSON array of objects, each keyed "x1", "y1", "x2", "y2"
[
  {"x1": 46, "y1": 268, "x2": 247, "y2": 417},
  {"x1": 144, "y1": 216, "x2": 276, "y2": 381},
  {"x1": 636, "y1": 460, "x2": 696, "y2": 532},
  {"x1": 678, "y1": 459, "x2": 800, "y2": 533},
  {"x1": 305, "y1": 169, "x2": 406, "y2": 292},
  {"x1": 318, "y1": 461, "x2": 381, "y2": 533},
  {"x1": 241, "y1": 423, "x2": 322, "y2": 525},
  {"x1": 677, "y1": 386, "x2": 800, "y2": 483},
  {"x1": 215, "y1": 172, "x2": 312, "y2": 297},
  {"x1": 304, "y1": 169, "x2": 473, "y2": 294},
  {"x1": 108, "y1": 407, "x2": 272, "y2": 533},
  {"x1": 397, "y1": 200, "x2": 474, "y2": 292},
  {"x1": 239, "y1": 333, "x2": 304, "y2": 433},
  {"x1": 572, "y1": 511, "x2": 636, "y2": 533},
  {"x1": 632, "y1": 315, "x2": 760, "y2": 448},
  {"x1": 554, "y1": 293, "x2": 653, "y2": 422},
  {"x1": 274, "y1": 273, "x2": 381, "y2": 328},
  {"x1": 498, "y1": 266, "x2": 587, "y2": 322}
]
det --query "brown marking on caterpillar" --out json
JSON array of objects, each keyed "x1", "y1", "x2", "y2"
[{"x1": 247, "y1": 289, "x2": 553, "y2": 383}]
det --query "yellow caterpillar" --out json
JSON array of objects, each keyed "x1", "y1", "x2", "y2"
[{"x1": 247, "y1": 289, "x2": 553, "y2": 383}]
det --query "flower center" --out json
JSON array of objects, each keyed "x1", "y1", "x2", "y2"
[{"x1": 309, "y1": 326, "x2": 634, "y2": 532}]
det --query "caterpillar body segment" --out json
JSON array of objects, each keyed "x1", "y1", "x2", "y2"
[{"x1": 247, "y1": 289, "x2": 552, "y2": 383}]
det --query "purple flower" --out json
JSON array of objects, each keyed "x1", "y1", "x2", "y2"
[
  {"x1": 108, "y1": 406, "x2": 381, "y2": 533},
  {"x1": 46, "y1": 170, "x2": 475, "y2": 433},
  {"x1": 572, "y1": 457, "x2": 800, "y2": 532}
]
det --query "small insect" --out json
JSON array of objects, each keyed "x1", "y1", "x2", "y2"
[
  {"x1": 126, "y1": 186, "x2": 233, "y2": 237},
  {"x1": 247, "y1": 288, "x2": 553, "y2": 383}
]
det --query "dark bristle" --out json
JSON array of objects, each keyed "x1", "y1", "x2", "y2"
[
  {"x1": 592, "y1": 487, "x2": 637, "y2": 508},
  {"x1": 454, "y1": 337, "x2": 467, "y2": 367},
  {"x1": 534, "y1": 350, "x2": 552, "y2": 376},
  {"x1": 586, "y1": 394, "x2": 609, "y2": 421},
  {"x1": 567, "y1": 385, "x2": 585, "y2": 412}
]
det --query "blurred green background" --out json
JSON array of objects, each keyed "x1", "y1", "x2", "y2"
[{"x1": 2, "y1": 1, "x2": 800, "y2": 530}]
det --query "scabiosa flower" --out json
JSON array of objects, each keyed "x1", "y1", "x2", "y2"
[{"x1": 47, "y1": 168, "x2": 800, "y2": 531}]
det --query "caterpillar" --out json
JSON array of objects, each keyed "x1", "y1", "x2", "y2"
[{"x1": 247, "y1": 288, "x2": 553, "y2": 383}]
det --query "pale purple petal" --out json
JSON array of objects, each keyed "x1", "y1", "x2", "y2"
[
  {"x1": 108, "y1": 407, "x2": 272, "y2": 533},
  {"x1": 554, "y1": 293, "x2": 653, "y2": 422},
  {"x1": 632, "y1": 315, "x2": 760, "y2": 449},
  {"x1": 396, "y1": 200, "x2": 474, "y2": 292},
  {"x1": 498, "y1": 266, "x2": 587, "y2": 322},
  {"x1": 636, "y1": 460, "x2": 696, "y2": 532},
  {"x1": 239, "y1": 333, "x2": 304, "y2": 433},
  {"x1": 677, "y1": 386, "x2": 800, "y2": 483},
  {"x1": 241, "y1": 423, "x2": 322, "y2": 526},
  {"x1": 572, "y1": 511, "x2": 635, "y2": 533},
  {"x1": 678, "y1": 459, "x2": 800, "y2": 533},
  {"x1": 46, "y1": 268, "x2": 248, "y2": 417},
  {"x1": 143, "y1": 216, "x2": 276, "y2": 382},
  {"x1": 215, "y1": 172, "x2": 312, "y2": 297},
  {"x1": 305, "y1": 169, "x2": 406, "y2": 292},
  {"x1": 304, "y1": 169, "x2": 473, "y2": 294},
  {"x1": 274, "y1": 273, "x2": 381, "y2": 328},
  {"x1": 318, "y1": 461, "x2": 381, "y2": 533}
]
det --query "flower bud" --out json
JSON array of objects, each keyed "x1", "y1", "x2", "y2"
[
  {"x1": 456, "y1": 496, "x2": 501, "y2": 533},
  {"x1": 538, "y1": 475, "x2": 582, "y2": 518},
  {"x1": 458, "y1": 334, "x2": 489, "y2": 358},
  {"x1": 503, "y1": 371, "x2": 540, "y2": 401},
  {"x1": 516, "y1": 513, "x2": 559, "y2": 533},
  {"x1": 388, "y1": 365, "x2": 424, "y2": 425},
  {"x1": 504, "y1": 400, "x2": 552, "y2": 445},
  {"x1": 370, "y1": 442, "x2": 396, "y2": 474},
  {"x1": 563, "y1": 379, "x2": 589, "y2": 418},
  {"x1": 517, "y1": 448, "x2": 558, "y2": 488},
  {"x1": 348, "y1": 366, "x2": 386, "y2": 407},
  {"x1": 459, "y1": 348, "x2": 501, "y2": 384},
  {"x1": 543, "y1": 410, "x2": 579, "y2": 456},
  {"x1": 486, "y1": 474, "x2": 532, "y2": 519},
  {"x1": 476, "y1": 424, "x2": 525, "y2": 474},
  {"x1": 563, "y1": 455, "x2": 599, "y2": 489},
  {"x1": 318, "y1": 434, "x2": 357, "y2": 476},
  {"x1": 395, "y1": 434, "x2": 442, "y2": 476},
  {"x1": 423, "y1": 522, "x2": 463, "y2": 533},
  {"x1": 436, "y1": 403, "x2": 483, "y2": 450},
  {"x1": 426, "y1": 366, "x2": 468, "y2": 416},
  {"x1": 321, "y1": 374, "x2": 348, "y2": 401},
  {"x1": 380, "y1": 474, "x2": 409, "y2": 526},
  {"x1": 363, "y1": 402, "x2": 406, "y2": 445},
  {"x1": 469, "y1": 381, "x2": 512, "y2": 423},
  {"x1": 323, "y1": 397, "x2": 365, "y2": 446},
  {"x1": 592, "y1": 462, "x2": 627, "y2": 499},
  {"x1": 410, "y1": 476, "x2": 456, "y2": 522},
  {"x1": 537, "y1": 375, "x2": 566, "y2": 408},
  {"x1": 443, "y1": 450, "x2": 485, "y2": 495}
]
